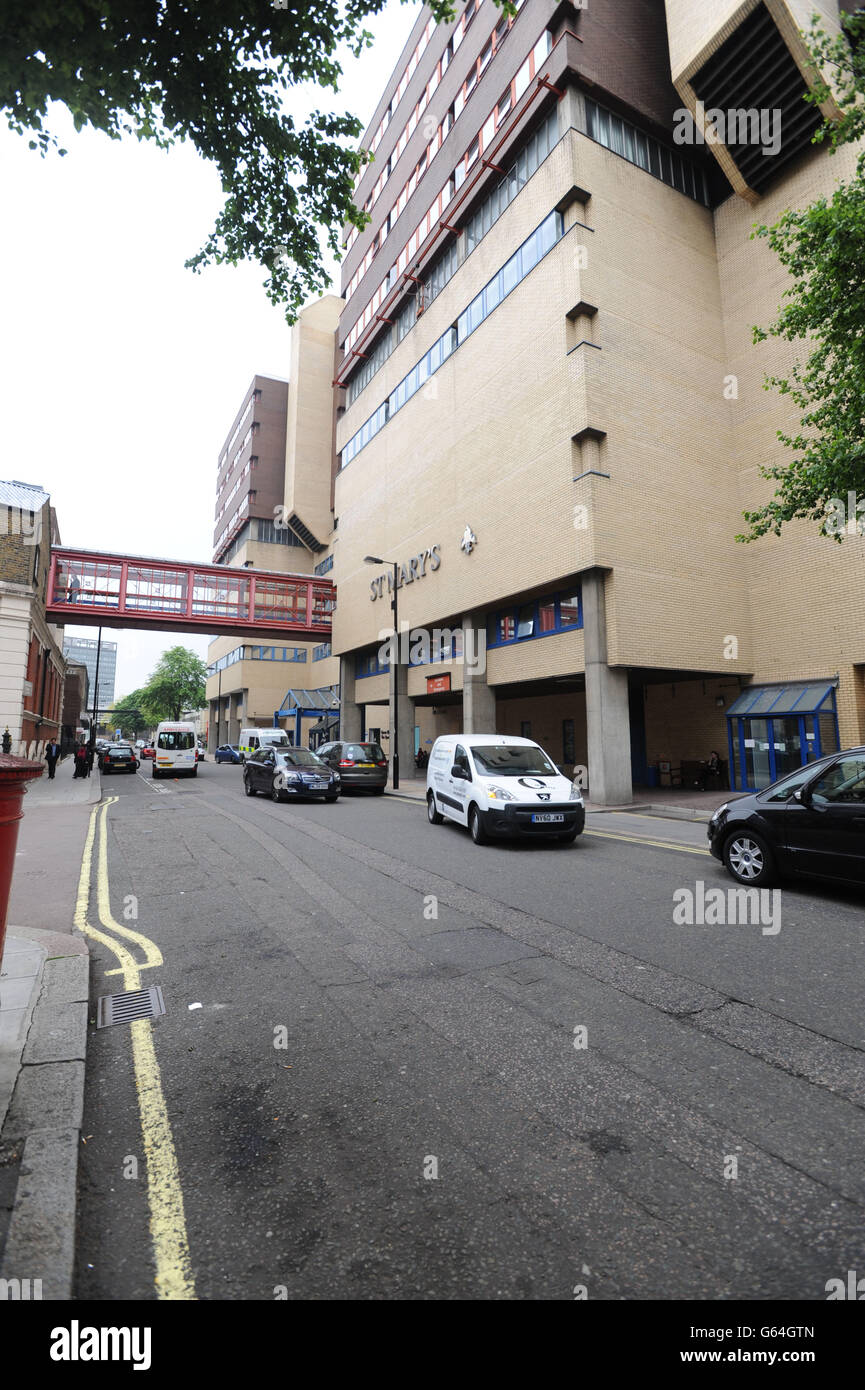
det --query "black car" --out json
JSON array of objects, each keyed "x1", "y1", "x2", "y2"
[
  {"x1": 243, "y1": 747, "x2": 340, "y2": 803},
  {"x1": 99, "y1": 744, "x2": 139, "y2": 774},
  {"x1": 708, "y1": 748, "x2": 865, "y2": 887},
  {"x1": 315, "y1": 741, "x2": 388, "y2": 793}
]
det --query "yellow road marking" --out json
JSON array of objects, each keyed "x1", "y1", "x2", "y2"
[
  {"x1": 74, "y1": 800, "x2": 196, "y2": 1301},
  {"x1": 397, "y1": 793, "x2": 711, "y2": 855},
  {"x1": 585, "y1": 827, "x2": 710, "y2": 856}
]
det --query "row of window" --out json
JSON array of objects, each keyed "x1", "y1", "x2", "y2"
[
  {"x1": 351, "y1": 591, "x2": 581, "y2": 676},
  {"x1": 218, "y1": 390, "x2": 261, "y2": 478},
  {"x1": 487, "y1": 590, "x2": 582, "y2": 647},
  {"x1": 312, "y1": 643, "x2": 332, "y2": 661},
  {"x1": 350, "y1": 7, "x2": 531, "y2": 280},
  {"x1": 349, "y1": 0, "x2": 527, "y2": 250},
  {"x1": 214, "y1": 492, "x2": 251, "y2": 553},
  {"x1": 341, "y1": 210, "x2": 563, "y2": 468},
  {"x1": 356, "y1": 649, "x2": 389, "y2": 678},
  {"x1": 342, "y1": 21, "x2": 550, "y2": 356},
  {"x1": 207, "y1": 644, "x2": 309, "y2": 675},
  {"x1": 346, "y1": 111, "x2": 558, "y2": 407},
  {"x1": 215, "y1": 457, "x2": 256, "y2": 525},
  {"x1": 314, "y1": 555, "x2": 334, "y2": 576},
  {"x1": 584, "y1": 99, "x2": 709, "y2": 206},
  {"x1": 258, "y1": 517, "x2": 304, "y2": 547}
]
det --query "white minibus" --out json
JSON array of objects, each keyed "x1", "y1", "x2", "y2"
[{"x1": 153, "y1": 721, "x2": 198, "y2": 779}]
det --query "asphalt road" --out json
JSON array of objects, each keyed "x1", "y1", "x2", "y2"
[{"x1": 74, "y1": 761, "x2": 865, "y2": 1300}]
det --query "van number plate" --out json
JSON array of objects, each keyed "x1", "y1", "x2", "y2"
[{"x1": 532, "y1": 813, "x2": 564, "y2": 824}]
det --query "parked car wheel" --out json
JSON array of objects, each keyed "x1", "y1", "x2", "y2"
[
  {"x1": 723, "y1": 830, "x2": 775, "y2": 887},
  {"x1": 427, "y1": 791, "x2": 443, "y2": 825},
  {"x1": 244, "y1": 774, "x2": 256, "y2": 796},
  {"x1": 325, "y1": 793, "x2": 340, "y2": 803},
  {"x1": 469, "y1": 804, "x2": 488, "y2": 845},
  {"x1": 271, "y1": 781, "x2": 284, "y2": 803}
]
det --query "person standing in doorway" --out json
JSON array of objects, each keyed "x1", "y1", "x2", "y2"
[{"x1": 45, "y1": 737, "x2": 60, "y2": 779}]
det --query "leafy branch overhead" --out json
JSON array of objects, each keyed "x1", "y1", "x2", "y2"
[
  {"x1": 0, "y1": 0, "x2": 461, "y2": 321},
  {"x1": 740, "y1": 10, "x2": 865, "y2": 542}
]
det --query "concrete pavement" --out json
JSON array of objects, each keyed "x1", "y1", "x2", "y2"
[{"x1": 0, "y1": 764, "x2": 95, "y2": 1300}]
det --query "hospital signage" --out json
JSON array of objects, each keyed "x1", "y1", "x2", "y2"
[{"x1": 369, "y1": 546, "x2": 441, "y2": 600}]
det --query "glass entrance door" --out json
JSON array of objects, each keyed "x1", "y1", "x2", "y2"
[{"x1": 742, "y1": 718, "x2": 773, "y2": 789}]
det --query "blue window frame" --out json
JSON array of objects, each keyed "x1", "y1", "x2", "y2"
[
  {"x1": 356, "y1": 649, "x2": 390, "y2": 678},
  {"x1": 486, "y1": 588, "x2": 583, "y2": 648}
]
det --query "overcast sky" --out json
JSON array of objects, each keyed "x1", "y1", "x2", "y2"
[{"x1": 0, "y1": 2, "x2": 418, "y2": 699}]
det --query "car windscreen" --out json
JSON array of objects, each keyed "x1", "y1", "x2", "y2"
[
  {"x1": 278, "y1": 750, "x2": 325, "y2": 768},
  {"x1": 157, "y1": 731, "x2": 195, "y2": 750},
  {"x1": 345, "y1": 744, "x2": 385, "y2": 761},
  {"x1": 470, "y1": 745, "x2": 559, "y2": 776}
]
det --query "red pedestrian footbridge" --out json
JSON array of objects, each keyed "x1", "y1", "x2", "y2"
[{"x1": 46, "y1": 548, "x2": 335, "y2": 641}]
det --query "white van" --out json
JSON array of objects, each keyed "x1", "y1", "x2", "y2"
[
  {"x1": 153, "y1": 721, "x2": 198, "y2": 779},
  {"x1": 426, "y1": 734, "x2": 584, "y2": 845},
  {"x1": 237, "y1": 727, "x2": 291, "y2": 763}
]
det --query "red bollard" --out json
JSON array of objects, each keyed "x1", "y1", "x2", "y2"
[{"x1": 0, "y1": 755, "x2": 44, "y2": 967}]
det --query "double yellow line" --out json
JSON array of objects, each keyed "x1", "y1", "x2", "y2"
[{"x1": 75, "y1": 798, "x2": 196, "y2": 1301}]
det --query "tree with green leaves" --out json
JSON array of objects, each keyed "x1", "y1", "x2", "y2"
[
  {"x1": 739, "y1": 10, "x2": 865, "y2": 542},
  {"x1": 143, "y1": 647, "x2": 207, "y2": 723},
  {"x1": 0, "y1": 0, "x2": 459, "y2": 321},
  {"x1": 106, "y1": 687, "x2": 157, "y2": 738}
]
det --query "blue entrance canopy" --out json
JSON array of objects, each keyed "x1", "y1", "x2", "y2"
[
  {"x1": 275, "y1": 686, "x2": 339, "y2": 745},
  {"x1": 726, "y1": 682, "x2": 836, "y2": 717},
  {"x1": 276, "y1": 686, "x2": 339, "y2": 715}
]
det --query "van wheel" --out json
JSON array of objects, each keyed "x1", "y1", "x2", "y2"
[
  {"x1": 558, "y1": 827, "x2": 580, "y2": 844},
  {"x1": 469, "y1": 805, "x2": 488, "y2": 845},
  {"x1": 244, "y1": 774, "x2": 256, "y2": 797},
  {"x1": 190, "y1": 767, "x2": 198, "y2": 778},
  {"x1": 427, "y1": 791, "x2": 443, "y2": 825},
  {"x1": 152, "y1": 768, "x2": 160, "y2": 780}
]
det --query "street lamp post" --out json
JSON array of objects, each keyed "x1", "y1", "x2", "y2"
[
  {"x1": 89, "y1": 626, "x2": 103, "y2": 758},
  {"x1": 364, "y1": 556, "x2": 400, "y2": 790}
]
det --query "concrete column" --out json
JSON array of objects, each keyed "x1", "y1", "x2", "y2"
[
  {"x1": 582, "y1": 569, "x2": 632, "y2": 805},
  {"x1": 558, "y1": 82, "x2": 585, "y2": 137},
  {"x1": 208, "y1": 700, "x2": 218, "y2": 752},
  {"x1": 388, "y1": 657, "x2": 414, "y2": 785},
  {"x1": 461, "y1": 613, "x2": 496, "y2": 734},
  {"x1": 339, "y1": 654, "x2": 362, "y2": 743}
]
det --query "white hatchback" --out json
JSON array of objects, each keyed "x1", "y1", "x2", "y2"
[{"x1": 426, "y1": 734, "x2": 585, "y2": 845}]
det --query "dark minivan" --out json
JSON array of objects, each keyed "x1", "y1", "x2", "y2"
[
  {"x1": 316, "y1": 742, "x2": 388, "y2": 793},
  {"x1": 708, "y1": 747, "x2": 865, "y2": 887}
]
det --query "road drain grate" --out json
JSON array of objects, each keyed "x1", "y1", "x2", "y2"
[{"x1": 96, "y1": 986, "x2": 165, "y2": 1029}]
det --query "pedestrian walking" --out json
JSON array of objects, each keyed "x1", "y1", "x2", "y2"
[
  {"x1": 73, "y1": 741, "x2": 89, "y2": 779},
  {"x1": 45, "y1": 737, "x2": 60, "y2": 780}
]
